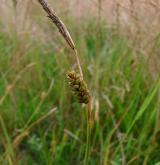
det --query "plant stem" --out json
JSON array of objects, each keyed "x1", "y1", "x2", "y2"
[
  {"x1": 74, "y1": 49, "x2": 83, "y2": 79},
  {"x1": 84, "y1": 100, "x2": 91, "y2": 165}
]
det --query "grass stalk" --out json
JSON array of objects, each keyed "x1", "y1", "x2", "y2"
[
  {"x1": 0, "y1": 116, "x2": 15, "y2": 164},
  {"x1": 38, "y1": 1, "x2": 91, "y2": 164},
  {"x1": 84, "y1": 100, "x2": 91, "y2": 165},
  {"x1": 74, "y1": 49, "x2": 83, "y2": 79}
]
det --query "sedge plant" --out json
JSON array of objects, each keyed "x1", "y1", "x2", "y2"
[{"x1": 38, "y1": 0, "x2": 91, "y2": 164}]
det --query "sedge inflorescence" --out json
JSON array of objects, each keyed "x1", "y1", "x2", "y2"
[{"x1": 67, "y1": 71, "x2": 90, "y2": 104}]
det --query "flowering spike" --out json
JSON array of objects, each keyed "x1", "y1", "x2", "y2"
[{"x1": 67, "y1": 71, "x2": 90, "y2": 104}]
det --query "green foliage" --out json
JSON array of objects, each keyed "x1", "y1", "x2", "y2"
[{"x1": 0, "y1": 20, "x2": 159, "y2": 165}]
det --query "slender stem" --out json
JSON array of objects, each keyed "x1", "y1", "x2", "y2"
[
  {"x1": 84, "y1": 100, "x2": 91, "y2": 165},
  {"x1": 74, "y1": 49, "x2": 83, "y2": 79}
]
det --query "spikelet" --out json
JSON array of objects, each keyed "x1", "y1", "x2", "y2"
[
  {"x1": 67, "y1": 71, "x2": 90, "y2": 104},
  {"x1": 38, "y1": 0, "x2": 75, "y2": 50}
]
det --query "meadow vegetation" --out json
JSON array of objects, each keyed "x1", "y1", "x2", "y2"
[{"x1": 0, "y1": 0, "x2": 160, "y2": 165}]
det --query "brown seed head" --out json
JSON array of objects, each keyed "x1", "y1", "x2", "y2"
[{"x1": 67, "y1": 71, "x2": 90, "y2": 104}]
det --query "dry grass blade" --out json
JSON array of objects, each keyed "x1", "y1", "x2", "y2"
[
  {"x1": 64, "y1": 129, "x2": 82, "y2": 143},
  {"x1": 0, "y1": 63, "x2": 37, "y2": 106},
  {"x1": 13, "y1": 107, "x2": 57, "y2": 148},
  {"x1": 38, "y1": 0, "x2": 75, "y2": 50}
]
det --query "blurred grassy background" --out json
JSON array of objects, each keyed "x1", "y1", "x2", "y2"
[{"x1": 0, "y1": 0, "x2": 160, "y2": 165}]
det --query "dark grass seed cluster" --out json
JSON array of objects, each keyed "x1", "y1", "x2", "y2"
[{"x1": 67, "y1": 71, "x2": 90, "y2": 104}]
